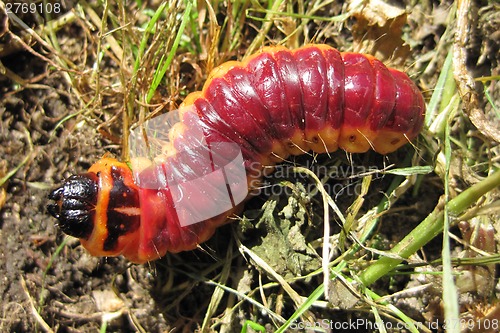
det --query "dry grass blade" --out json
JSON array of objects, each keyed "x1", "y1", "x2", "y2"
[{"x1": 20, "y1": 275, "x2": 54, "y2": 333}]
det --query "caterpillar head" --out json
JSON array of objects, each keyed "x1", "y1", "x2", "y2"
[
  {"x1": 48, "y1": 172, "x2": 99, "y2": 239},
  {"x1": 48, "y1": 158, "x2": 142, "y2": 260}
]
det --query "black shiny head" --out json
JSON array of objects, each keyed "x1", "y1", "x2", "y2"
[{"x1": 47, "y1": 173, "x2": 99, "y2": 239}]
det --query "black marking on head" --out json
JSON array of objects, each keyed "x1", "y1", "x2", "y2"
[
  {"x1": 103, "y1": 166, "x2": 140, "y2": 251},
  {"x1": 47, "y1": 173, "x2": 98, "y2": 239}
]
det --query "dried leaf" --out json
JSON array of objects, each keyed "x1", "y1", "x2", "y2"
[{"x1": 348, "y1": 0, "x2": 410, "y2": 64}]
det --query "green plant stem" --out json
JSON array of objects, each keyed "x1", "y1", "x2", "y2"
[{"x1": 358, "y1": 169, "x2": 500, "y2": 286}]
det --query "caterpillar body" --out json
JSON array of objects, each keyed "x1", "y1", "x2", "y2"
[{"x1": 48, "y1": 44, "x2": 425, "y2": 263}]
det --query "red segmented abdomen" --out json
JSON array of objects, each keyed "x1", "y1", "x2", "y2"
[{"x1": 48, "y1": 44, "x2": 425, "y2": 263}]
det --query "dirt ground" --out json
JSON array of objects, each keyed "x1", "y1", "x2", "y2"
[{"x1": 1, "y1": 0, "x2": 499, "y2": 332}]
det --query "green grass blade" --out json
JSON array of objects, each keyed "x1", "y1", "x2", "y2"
[{"x1": 146, "y1": 0, "x2": 193, "y2": 103}]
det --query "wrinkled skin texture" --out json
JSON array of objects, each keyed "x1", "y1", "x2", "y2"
[{"x1": 48, "y1": 44, "x2": 425, "y2": 263}]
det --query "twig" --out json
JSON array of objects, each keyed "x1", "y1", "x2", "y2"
[{"x1": 454, "y1": 0, "x2": 500, "y2": 143}]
